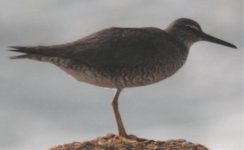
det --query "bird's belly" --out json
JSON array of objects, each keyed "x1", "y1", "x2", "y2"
[
  {"x1": 58, "y1": 60, "x2": 185, "y2": 88},
  {"x1": 59, "y1": 65, "x2": 117, "y2": 88}
]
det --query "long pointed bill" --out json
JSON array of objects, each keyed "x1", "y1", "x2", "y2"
[{"x1": 201, "y1": 32, "x2": 237, "y2": 49}]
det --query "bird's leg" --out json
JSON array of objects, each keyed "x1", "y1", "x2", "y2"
[{"x1": 112, "y1": 88, "x2": 128, "y2": 137}]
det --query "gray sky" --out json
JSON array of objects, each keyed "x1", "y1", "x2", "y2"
[{"x1": 0, "y1": 0, "x2": 243, "y2": 149}]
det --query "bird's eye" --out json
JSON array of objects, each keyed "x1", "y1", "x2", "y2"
[{"x1": 184, "y1": 25, "x2": 192, "y2": 31}]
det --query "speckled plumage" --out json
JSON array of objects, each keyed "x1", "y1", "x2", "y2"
[{"x1": 10, "y1": 18, "x2": 237, "y2": 137}]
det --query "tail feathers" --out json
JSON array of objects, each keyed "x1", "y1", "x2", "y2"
[
  {"x1": 9, "y1": 46, "x2": 67, "y2": 63},
  {"x1": 9, "y1": 46, "x2": 39, "y2": 60},
  {"x1": 9, "y1": 45, "x2": 70, "y2": 56},
  {"x1": 9, "y1": 54, "x2": 48, "y2": 62},
  {"x1": 9, "y1": 46, "x2": 52, "y2": 60},
  {"x1": 9, "y1": 54, "x2": 29, "y2": 59},
  {"x1": 9, "y1": 46, "x2": 42, "y2": 54}
]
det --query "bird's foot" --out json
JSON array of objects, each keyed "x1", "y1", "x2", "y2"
[{"x1": 118, "y1": 134, "x2": 147, "y2": 144}]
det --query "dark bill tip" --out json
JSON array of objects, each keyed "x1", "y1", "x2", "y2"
[{"x1": 201, "y1": 33, "x2": 237, "y2": 49}]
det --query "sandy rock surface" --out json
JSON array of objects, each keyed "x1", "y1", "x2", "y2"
[{"x1": 49, "y1": 134, "x2": 209, "y2": 150}]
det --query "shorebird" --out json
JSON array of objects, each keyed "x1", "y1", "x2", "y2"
[{"x1": 10, "y1": 18, "x2": 237, "y2": 137}]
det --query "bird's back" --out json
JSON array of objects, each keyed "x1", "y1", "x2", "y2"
[{"x1": 63, "y1": 27, "x2": 182, "y2": 66}]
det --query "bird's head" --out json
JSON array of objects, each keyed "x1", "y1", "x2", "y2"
[{"x1": 165, "y1": 18, "x2": 237, "y2": 49}]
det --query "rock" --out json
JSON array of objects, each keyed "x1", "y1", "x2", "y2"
[{"x1": 49, "y1": 133, "x2": 209, "y2": 150}]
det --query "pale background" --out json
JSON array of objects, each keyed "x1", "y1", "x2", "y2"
[{"x1": 0, "y1": 0, "x2": 243, "y2": 150}]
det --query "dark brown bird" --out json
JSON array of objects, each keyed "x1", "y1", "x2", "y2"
[{"x1": 10, "y1": 18, "x2": 237, "y2": 137}]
